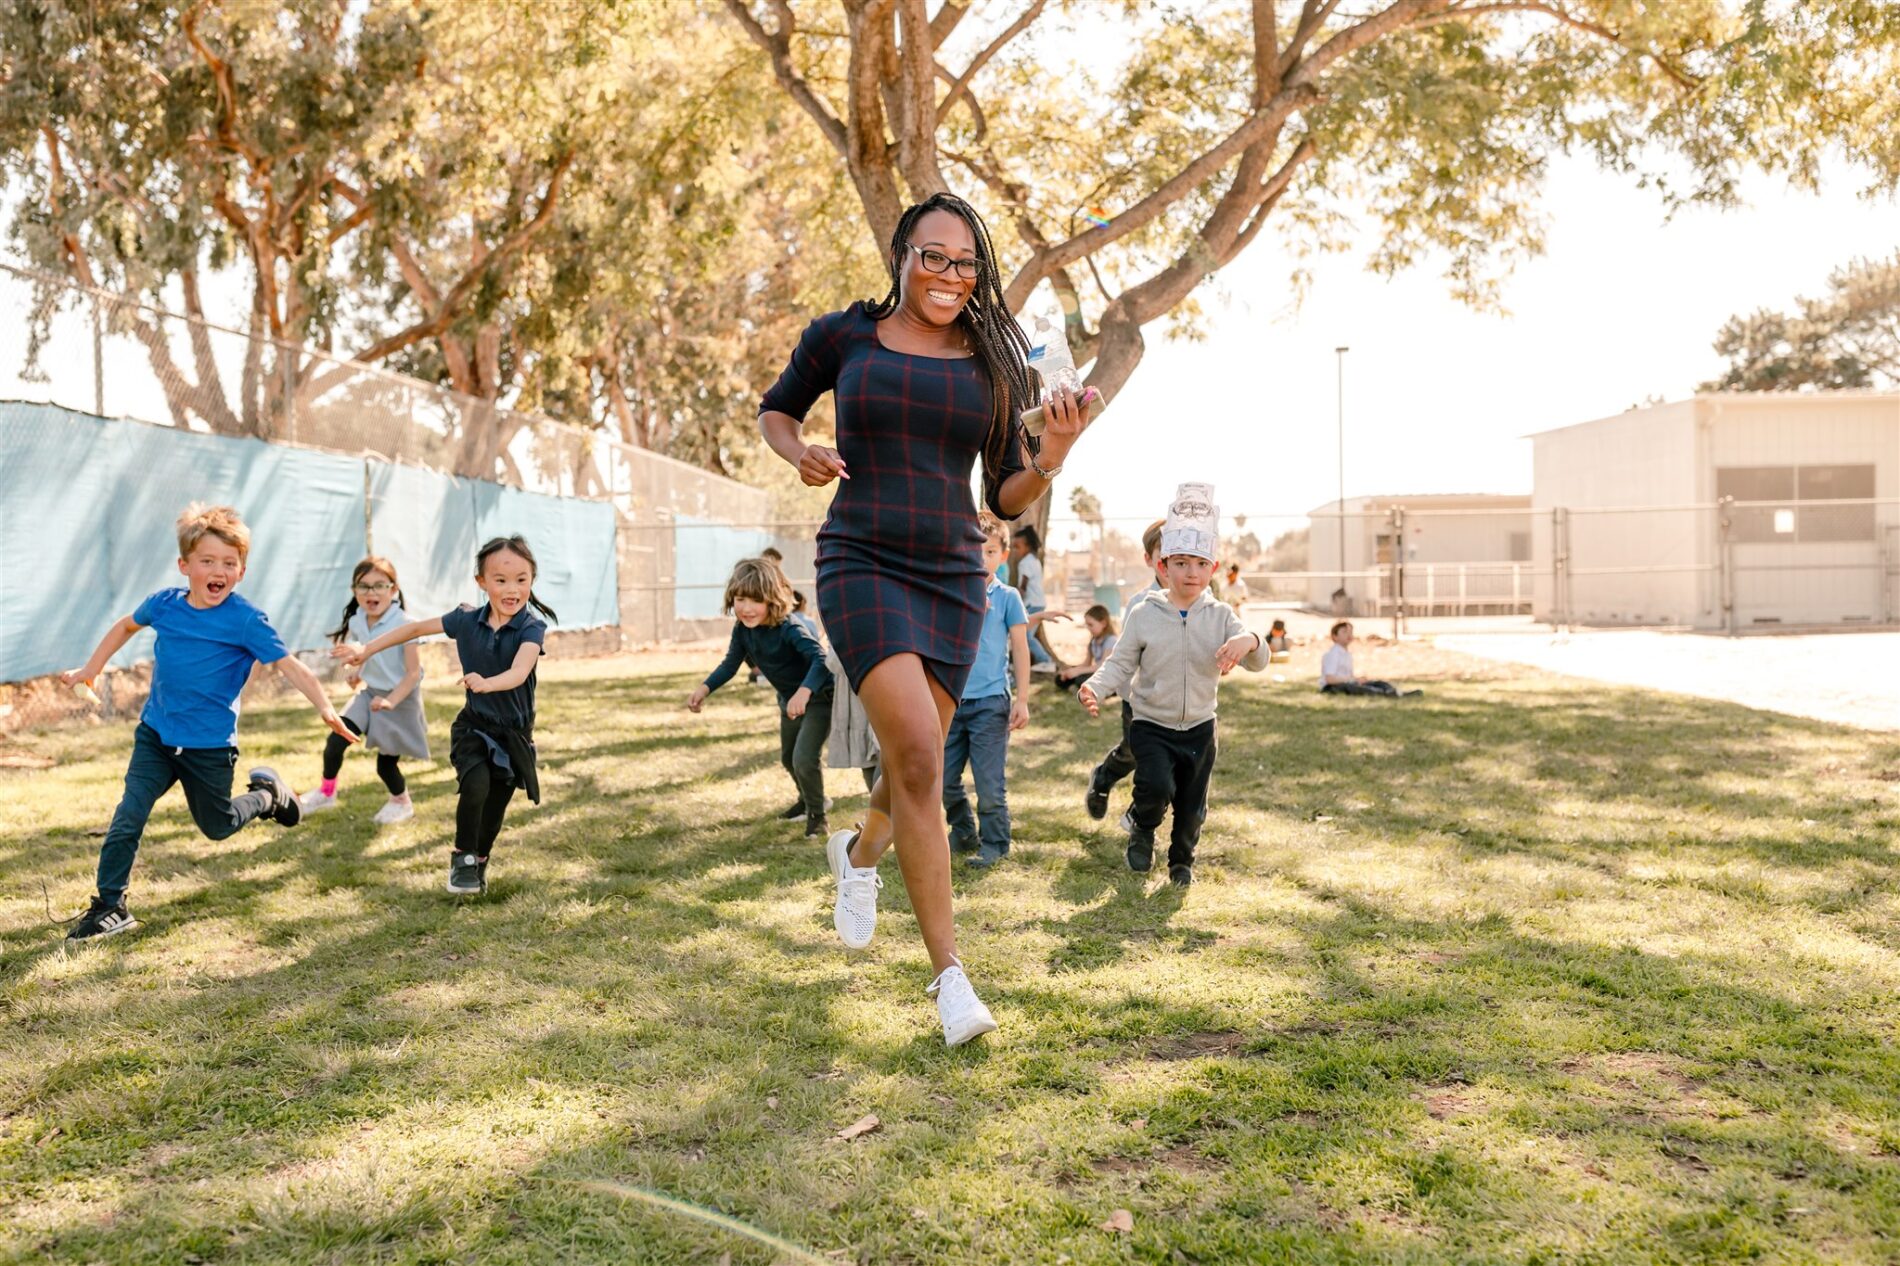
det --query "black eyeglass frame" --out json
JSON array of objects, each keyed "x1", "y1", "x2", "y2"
[{"x1": 906, "y1": 243, "x2": 981, "y2": 280}]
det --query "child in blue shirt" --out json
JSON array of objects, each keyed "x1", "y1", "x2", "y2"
[
  {"x1": 59, "y1": 504, "x2": 354, "y2": 940},
  {"x1": 687, "y1": 557, "x2": 834, "y2": 835},
  {"x1": 343, "y1": 535, "x2": 554, "y2": 897},
  {"x1": 943, "y1": 516, "x2": 1030, "y2": 866}
]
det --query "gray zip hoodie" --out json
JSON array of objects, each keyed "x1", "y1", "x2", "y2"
[{"x1": 1083, "y1": 587, "x2": 1268, "y2": 730}]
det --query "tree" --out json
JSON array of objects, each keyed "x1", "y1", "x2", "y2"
[
  {"x1": 1702, "y1": 251, "x2": 1900, "y2": 392},
  {"x1": 723, "y1": 0, "x2": 1900, "y2": 431},
  {"x1": 1068, "y1": 482, "x2": 1103, "y2": 581}
]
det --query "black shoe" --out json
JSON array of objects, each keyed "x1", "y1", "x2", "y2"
[
  {"x1": 777, "y1": 800, "x2": 807, "y2": 820},
  {"x1": 950, "y1": 833, "x2": 980, "y2": 855},
  {"x1": 247, "y1": 767, "x2": 301, "y2": 826},
  {"x1": 1169, "y1": 865, "x2": 1194, "y2": 887},
  {"x1": 1085, "y1": 783, "x2": 1109, "y2": 820},
  {"x1": 1126, "y1": 833, "x2": 1154, "y2": 873},
  {"x1": 805, "y1": 815, "x2": 830, "y2": 838},
  {"x1": 970, "y1": 844, "x2": 1008, "y2": 868},
  {"x1": 447, "y1": 852, "x2": 486, "y2": 895},
  {"x1": 66, "y1": 896, "x2": 138, "y2": 940}
]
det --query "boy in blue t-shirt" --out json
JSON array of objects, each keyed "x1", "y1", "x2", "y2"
[
  {"x1": 943, "y1": 516, "x2": 1031, "y2": 866},
  {"x1": 59, "y1": 504, "x2": 355, "y2": 940}
]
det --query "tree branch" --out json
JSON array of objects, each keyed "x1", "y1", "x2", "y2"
[
  {"x1": 721, "y1": 0, "x2": 849, "y2": 154},
  {"x1": 895, "y1": 0, "x2": 949, "y2": 195},
  {"x1": 1445, "y1": 1, "x2": 1701, "y2": 90},
  {"x1": 1005, "y1": 84, "x2": 1317, "y2": 303},
  {"x1": 936, "y1": 0, "x2": 1045, "y2": 128}
]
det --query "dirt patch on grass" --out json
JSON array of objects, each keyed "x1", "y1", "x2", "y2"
[
  {"x1": 1146, "y1": 1030, "x2": 1248, "y2": 1061},
  {"x1": 1417, "y1": 1088, "x2": 1476, "y2": 1121},
  {"x1": 1563, "y1": 1051, "x2": 1716, "y2": 1119}
]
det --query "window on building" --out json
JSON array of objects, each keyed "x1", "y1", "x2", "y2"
[
  {"x1": 1716, "y1": 466, "x2": 1794, "y2": 543},
  {"x1": 1716, "y1": 464, "x2": 1876, "y2": 543},
  {"x1": 1798, "y1": 464, "x2": 1875, "y2": 541},
  {"x1": 1508, "y1": 531, "x2": 1531, "y2": 562}
]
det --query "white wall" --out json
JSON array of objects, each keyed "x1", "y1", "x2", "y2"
[
  {"x1": 1705, "y1": 395, "x2": 1900, "y2": 626},
  {"x1": 1531, "y1": 401, "x2": 1702, "y2": 625}
]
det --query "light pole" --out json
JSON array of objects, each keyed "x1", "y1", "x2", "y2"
[{"x1": 1335, "y1": 346, "x2": 1349, "y2": 598}]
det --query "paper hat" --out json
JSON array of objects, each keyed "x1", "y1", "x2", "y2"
[{"x1": 1160, "y1": 481, "x2": 1219, "y2": 561}]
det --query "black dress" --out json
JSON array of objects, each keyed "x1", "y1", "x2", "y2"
[{"x1": 759, "y1": 302, "x2": 1026, "y2": 700}]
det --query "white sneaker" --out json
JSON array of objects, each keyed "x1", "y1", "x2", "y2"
[
  {"x1": 827, "y1": 827, "x2": 881, "y2": 950},
  {"x1": 928, "y1": 961, "x2": 998, "y2": 1047},
  {"x1": 372, "y1": 797, "x2": 414, "y2": 826},
  {"x1": 299, "y1": 789, "x2": 338, "y2": 813}
]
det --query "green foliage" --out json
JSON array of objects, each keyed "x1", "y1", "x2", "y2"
[{"x1": 1703, "y1": 251, "x2": 1900, "y2": 392}]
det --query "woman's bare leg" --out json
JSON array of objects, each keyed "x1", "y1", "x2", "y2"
[{"x1": 851, "y1": 654, "x2": 958, "y2": 974}]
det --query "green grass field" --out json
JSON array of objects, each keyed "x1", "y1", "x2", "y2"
[{"x1": 4, "y1": 652, "x2": 1900, "y2": 1265}]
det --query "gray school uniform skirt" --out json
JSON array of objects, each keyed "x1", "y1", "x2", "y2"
[{"x1": 341, "y1": 687, "x2": 431, "y2": 759}]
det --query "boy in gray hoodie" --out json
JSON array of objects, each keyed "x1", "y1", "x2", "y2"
[{"x1": 1079, "y1": 485, "x2": 1268, "y2": 885}]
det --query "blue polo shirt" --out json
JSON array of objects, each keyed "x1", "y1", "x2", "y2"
[
  {"x1": 441, "y1": 603, "x2": 546, "y2": 730},
  {"x1": 964, "y1": 578, "x2": 1027, "y2": 701},
  {"x1": 133, "y1": 587, "x2": 289, "y2": 749}
]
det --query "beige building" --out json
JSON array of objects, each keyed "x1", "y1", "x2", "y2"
[
  {"x1": 1530, "y1": 392, "x2": 1900, "y2": 629},
  {"x1": 1307, "y1": 493, "x2": 1534, "y2": 616}
]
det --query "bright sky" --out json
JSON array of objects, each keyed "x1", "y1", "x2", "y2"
[{"x1": 1057, "y1": 155, "x2": 1899, "y2": 540}]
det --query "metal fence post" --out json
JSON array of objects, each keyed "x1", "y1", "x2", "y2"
[
  {"x1": 1552, "y1": 507, "x2": 1570, "y2": 631},
  {"x1": 1718, "y1": 495, "x2": 1736, "y2": 635},
  {"x1": 1390, "y1": 505, "x2": 1405, "y2": 638}
]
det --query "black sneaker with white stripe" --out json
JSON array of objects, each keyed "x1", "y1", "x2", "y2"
[
  {"x1": 67, "y1": 896, "x2": 139, "y2": 940},
  {"x1": 447, "y1": 852, "x2": 486, "y2": 895},
  {"x1": 246, "y1": 767, "x2": 302, "y2": 827}
]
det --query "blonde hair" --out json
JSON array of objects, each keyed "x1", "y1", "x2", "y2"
[
  {"x1": 978, "y1": 513, "x2": 1009, "y2": 546},
  {"x1": 723, "y1": 557, "x2": 793, "y2": 625},
  {"x1": 176, "y1": 503, "x2": 250, "y2": 563}
]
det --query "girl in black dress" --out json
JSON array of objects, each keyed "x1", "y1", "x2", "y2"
[{"x1": 758, "y1": 193, "x2": 1095, "y2": 1046}]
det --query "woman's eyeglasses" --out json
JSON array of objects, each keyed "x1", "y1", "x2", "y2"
[
  {"x1": 354, "y1": 582, "x2": 395, "y2": 595},
  {"x1": 908, "y1": 244, "x2": 980, "y2": 280}
]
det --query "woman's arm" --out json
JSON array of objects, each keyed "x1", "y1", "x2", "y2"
[
  {"x1": 762, "y1": 411, "x2": 849, "y2": 486},
  {"x1": 993, "y1": 384, "x2": 1093, "y2": 519}
]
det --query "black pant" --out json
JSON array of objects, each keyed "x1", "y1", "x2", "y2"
[
  {"x1": 1091, "y1": 701, "x2": 1138, "y2": 794},
  {"x1": 779, "y1": 689, "x2": 832, "y2": 818},
  {"x1": 455, "y1": 759, "x2": 516, "y2": 858},
  {"x1": 1128, "y1": 719, "x2": 1218, "y2": 869},
  {"x1": 321, "y1": 717, "x2": 405, "y2": 794},
  {"x1": 97, "y1": 722, "x2": 272, "y2": 902},
  {"x1": 1322, "y1": 681, "x2": 1403, "y2": 697}
]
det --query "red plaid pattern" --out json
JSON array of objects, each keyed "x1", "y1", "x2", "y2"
[{"x1": 761, "y1": 303, "x2": 1026, "y2": 698}]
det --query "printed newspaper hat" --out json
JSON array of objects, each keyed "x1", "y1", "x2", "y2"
[{"x1": 1161, "y1": 482, "x2": 1219, "y2": 562}]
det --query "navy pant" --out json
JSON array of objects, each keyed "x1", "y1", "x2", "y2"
[
  {"x1": 943, "y1": 694, "x2": 1011, "y2": 855},
  {"x1": 97, "y1": 722, "x2": 272, "y2": 902},
  {"x1": 1128, "y1": 719, "x2": 1218, "y2": 869},
  {"x1": 1322, "y1": 681, "x2": 1403, "y2": 697}
]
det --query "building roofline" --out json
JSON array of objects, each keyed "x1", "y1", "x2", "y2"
[{"x1": 1525, "y1": 389, "x2": 1900, "y2": 440}]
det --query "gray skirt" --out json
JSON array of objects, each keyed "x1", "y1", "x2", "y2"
[{"x1": 341, "y1": 687, "x2": 432, "y2": 759}]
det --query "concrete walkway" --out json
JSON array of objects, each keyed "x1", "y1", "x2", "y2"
[{"x1": 1436, "y1": 628, "x2": 1900, "y2": 732}]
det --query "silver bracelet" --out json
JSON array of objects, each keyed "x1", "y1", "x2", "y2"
[{"x1": 1030, "y1": 451, "x2": 1063, "y2": 480}]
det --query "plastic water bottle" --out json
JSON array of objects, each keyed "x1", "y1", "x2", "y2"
[{"x1": 1027, "y1": 313, "x2": 1080, "y2": 398}]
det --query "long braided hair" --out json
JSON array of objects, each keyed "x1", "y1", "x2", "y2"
[{"x1": 865, "y1": 193, "x2": 1036, "y2": 489}]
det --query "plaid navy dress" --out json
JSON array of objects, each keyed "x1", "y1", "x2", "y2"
[{"x1": 760, "y1": 302, "x2": 1026, "y2": 701}]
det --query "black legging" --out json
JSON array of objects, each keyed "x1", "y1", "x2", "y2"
[
  {"x1": 322, "y1": 716, "x2": 406, "y2": 795},
  {"x1": 455, "y1": 759, "x2": 516, "y2": 857}
]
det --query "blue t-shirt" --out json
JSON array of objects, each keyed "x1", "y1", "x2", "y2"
[
  {"x1": 134, "y1": 588, "x2": 289, "y2": 748},
  {"x1": 964, "y1": 578, "x2": 1028, "y2": 701},
  {"x1": 441, "y1": 603, "x2": 547, "y2": 730}
]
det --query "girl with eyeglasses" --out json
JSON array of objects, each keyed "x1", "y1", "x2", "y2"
[
  {"x1": 305, "y1": 556, "x2": 428, "y2": 824},
  {"x1": 758, "y1": 192, "x2": 1098, "y2": 1046}
]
